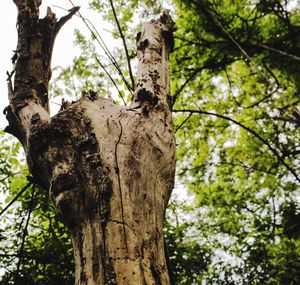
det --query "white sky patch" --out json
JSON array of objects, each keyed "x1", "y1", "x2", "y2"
[
  {"x1": 255, "y1": 187, "x2": 269, "y2": 199},
  {"x1": 278, "y1": 133, "x2": 288, "y2": 144},
  {"x1": 172, "y1": 178, "x2": 196, "y2": 205},
  {"x1": 269, "y1": 108, "x2": 281, "y2": 117},
  {"x1": 287, "y1": 0, "x2": 300, "y2": 11}
]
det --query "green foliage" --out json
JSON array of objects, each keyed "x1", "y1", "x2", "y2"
[
  {"x1": 172, "y1": 0, "x2": 300, "y2": 283},
  {"x1": 164, "y1": 199, "x2": 212, "y2": 284},
  {"x1": 0, "y1": 133, "x2": 73, "y2": 284}
]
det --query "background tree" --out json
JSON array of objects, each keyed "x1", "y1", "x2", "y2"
[{"x1": 172, "y1": 0, "x2": 300, "y2": 283}]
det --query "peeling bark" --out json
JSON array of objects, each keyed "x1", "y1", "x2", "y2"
[{"x1": 5, "y1": 1, "x2": 175, "y2": 284}]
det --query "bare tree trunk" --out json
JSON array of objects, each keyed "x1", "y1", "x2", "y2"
[{"x1": 5, "y1": 1, "x2": 175, "y2": 284}]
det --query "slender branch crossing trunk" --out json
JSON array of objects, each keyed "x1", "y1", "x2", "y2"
[{"x1": 5, "y1": 1, "x2": 176, "y2": 284}]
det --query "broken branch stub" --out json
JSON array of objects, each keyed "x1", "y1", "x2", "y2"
[
  {"x1": 133, "y1": 11, "x2": 175, "y2": 112},
  {"x1": 6, "y1": 1, "x2": 79, "y2": 144}
]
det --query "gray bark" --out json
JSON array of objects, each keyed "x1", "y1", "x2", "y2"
[{"x1": 5, "y1": 1, "x2": 175, "y2": 284}]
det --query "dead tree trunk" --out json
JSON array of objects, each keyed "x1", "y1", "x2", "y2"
[{"x1": 5, "y1": 1, "x2": 175, "y2": 284}]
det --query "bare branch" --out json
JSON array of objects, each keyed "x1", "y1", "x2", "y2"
[
  {"x1": 246, "y1": 61, "x2": 281, "y2": 108},
  {"x1": 0, "y1": 171, "x2": 22, "y2": 183},
  {"x1": 95, "y1": 57, "x2": 126, "y2": 105},
  {"x1": 0, "y1": 182, "x2": 31, "y2": 218},
  {"x1": 178, "y1": 161, "x2": 277, "y2": 177},
  {"x1": 7, "y1": 1, "x2": 79, "y2": 145},
  {"x1": 175, "y1": 112, "x2": 193, "y2": 133},
  {"x1": 15, "y1": 188, "x2": 36, "y2": 282},
  {"x1": 171, "y1": 69, "x2": 200, "y2": 107},
  {"x1": 54, "y1": 6, "x2": 80, "y2": 35},
  {"x1": 258, "y1": 43, "x2": 300, "y2": 62},
  {"x1": 172, "y1": 108, "x2": 300, "y2": 183},
  {"x1": 211, "y1": 14, "x2": 252, "y2": 63},
  {"x1": 109, "y1": 0, "x2": 135, "y2": 90},
  {"x1": 68, "y1": 0, "x2": 133, "y2": 94}
]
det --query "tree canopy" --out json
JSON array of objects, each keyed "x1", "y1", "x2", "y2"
[{"x1": 1, "y1": 0, "x2": 299, "y2": 284}]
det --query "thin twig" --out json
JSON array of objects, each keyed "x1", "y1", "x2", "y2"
[
  {"x1": 109, "y1": 0, "x2": 135, "y2": 90},
  {"x1": 172, "y1": 108, "x2": 300, "y2": 183},
  {"x1": 211, "y1": 14, "x2": 252, "y2": 63},
  {"x1": 47, "y1": 214, "x2": 70, "y2": 257},
  {"x1": 15, "y1": 188, "x2": 36, "y2": 283},
  {"x1": 178, "y1": 160, "x2": 277, "y2": 177},
  {"x1": 224, "y1": 67, "x2": 240, "y2": 106},
  {"x1": 0, "y1": 253, "x2": 59, "y2": 262},
  {"x1": 175, "y1": 112, "x2": 193, "y2": 133},
  {"x1": 70, "y1": 59, "x2": 80, "y2": 99},
  {"x1": 88, "y1": 21, "x2": 133, "y2": 94},
  {"x1": 67, "y1": 1, "x2": 133, "y2": 94},
  {"x1": 0, "y1": 182, "x2": 31, "y2": 217},
  {"x1": 207, "y1": 8, "x2": 274, "y2": 87},
  {"x1": 246, "y1": 61, "x2": 281, "y2": 108},
  {"x1": 0, "y1": 171, "x2": 22, "y2": 183},
  {"x1": 103, "y1": 28, "x2": 121, "y2": 38},
  {"x1": 258, "y1": 43, "x2": 300, "y2": 62},
  {"x1": 171, "y1": 69, "x2": 200, "y2": 107},
  {"x1": 53, "y1": 6, "x2": 80, "y2": 37},
  {"x1": 95, "y1": 56, "x2": 126, "y2": 105}
]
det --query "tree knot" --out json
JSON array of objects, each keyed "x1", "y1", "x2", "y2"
[
  {"x1": 136, "y1": 88, "x2": 159, "y2": 107},
  {"x1": 82, "y1": 90, "x2": 98, "y2": 101}
]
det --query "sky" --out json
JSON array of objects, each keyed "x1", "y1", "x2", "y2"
[
  {"x1": 0, "y1": 0, "x2": 114, "y2": 129},
  {"x1": 0, "y1": 1, "x2": 17, "y2": 129}
]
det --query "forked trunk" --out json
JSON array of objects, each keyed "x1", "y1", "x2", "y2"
[{"x1": 5, "y1": 1, "x2": 175, "y2": 284}]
